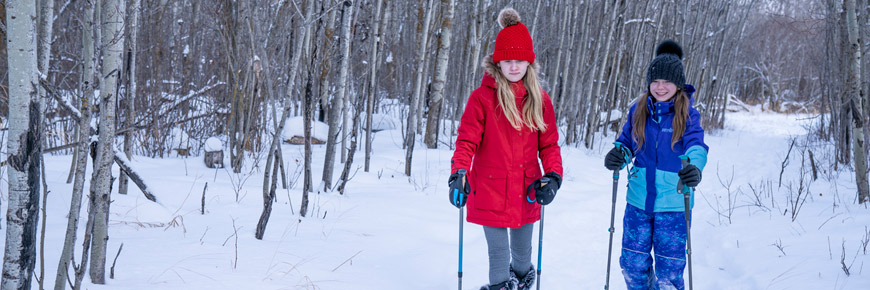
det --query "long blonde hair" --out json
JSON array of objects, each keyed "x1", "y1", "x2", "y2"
[
  {"x1": 631, "y1": 90, "x2": 689, "y2": 150},
  {"x1": 492, "y1": 61, "x2": 547, "y2": 131}
]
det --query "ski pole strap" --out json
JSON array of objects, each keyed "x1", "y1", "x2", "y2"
[
  {"x1": 677, "y1": 155, "x2": 694, "y2": 195},
  {"x1": 613, "y1": 142, "x2": 632, "y2": 170}
]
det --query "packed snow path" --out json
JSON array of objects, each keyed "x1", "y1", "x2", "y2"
[{"x1": 16, "y1": 111, "x2": 870, "y2": 289}]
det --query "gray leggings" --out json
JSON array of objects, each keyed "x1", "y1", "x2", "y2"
[{"x1": 482, "y1": 223, "x2": 535, "y2": 284}]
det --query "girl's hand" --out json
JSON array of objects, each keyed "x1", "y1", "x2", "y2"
[{"x1": 678, "y1": 164, "x2": 701, "y2": 187}]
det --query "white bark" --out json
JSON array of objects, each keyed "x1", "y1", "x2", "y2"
[
  {"x1": 845, "y1": 0, "x2": 870, "y2": 203},
  {"x1": 89, "y1": 0, "x2": 126, "y2": 284},
  {"x1": 424, "y1": 0, "x2": 456, "y2": 149},
  {"x1": 120, "y1": 0, "x2": 141, "y2": 196},
  {"x1": 323, "y1": 0, "x2": 354, "y2": 190},
  {"x1": 2, "y1": 0, "x2": 42, "y2": 289},
  {"x1": 54, "y1": 1, "x2": 98, "y2": 288},
  {"x1": 404, "y1": 0, "x2": 436, "y2": 175},
  {"x1": 364, "y1": 0, "x2": 385, "y2": 172}
]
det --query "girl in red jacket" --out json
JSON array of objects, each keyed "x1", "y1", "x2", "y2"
[{"x1": 448, "y1": 8, "x2": 563, "y2": 290}]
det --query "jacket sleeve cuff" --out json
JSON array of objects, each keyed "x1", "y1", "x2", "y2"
[{"x1": 685, "y1": 145, "x2": 708, "y2": 171}]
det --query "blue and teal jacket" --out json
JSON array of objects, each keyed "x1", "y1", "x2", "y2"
[{"x1": 615, "y1": 85, "x2": 708, "y2": 213}]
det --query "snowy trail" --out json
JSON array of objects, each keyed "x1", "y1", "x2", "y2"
[{"x1": 16, "y1": 111, "x2": 870, "y2": 289}]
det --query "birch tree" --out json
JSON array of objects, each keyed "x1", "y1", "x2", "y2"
[
  {"x1": 404, "y1": 0, "x2": 436, "y2": 175},
  {"x1": 119, "y1": 0, "x2": 141, "y2": 196},
  {"x1": 323, "y1": 0, "x2": 354, "y2": 190},
  {"x1": 365, "y1": 0, "x2": 385, "y2": 172},
  {"x1": 2, "y1": 0, "x2": 42, "y2": 289},
  {"x1": 844, "y1": 0, "x2": 870, "y2": 204},
  {"x1": 53, "y1": 0, "x2": 98, "y2": 288},
  {"x1": 299, "y1": 0, "x2": 315, "y2": 217},
  {"x1": 89, "y1": 0, "x2": 126, "y2": 283},
  {"x1": 424, "y1": 0, "x2": 456, "y2": 149}
]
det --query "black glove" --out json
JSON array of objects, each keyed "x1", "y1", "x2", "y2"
[
  {"x1": 678, "y1": 164, "x2": 701, "y2": 188},
  {"x1": 448, "y1": 170, "x2": 471, "y2": 208},
  {"x1": 604, "y1": 145, "x2": 631, "y2": 170},
  {"x1": 527, "y1": 172, "x2": 561, "y2": 205}
]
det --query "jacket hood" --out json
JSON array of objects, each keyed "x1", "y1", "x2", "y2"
[{"x1": 481, "y1": 55, "x2": 499, "y2": 89}]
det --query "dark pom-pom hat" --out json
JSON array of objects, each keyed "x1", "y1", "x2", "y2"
[{"x1": 646, "y1": 40, "x2": 685, "y2": 90}]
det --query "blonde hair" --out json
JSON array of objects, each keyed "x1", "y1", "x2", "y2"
[{"x1": 493, "y1": 62, "x2": 547, "y2": 131}]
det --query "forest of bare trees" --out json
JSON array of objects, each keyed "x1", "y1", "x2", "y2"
[{"x1": 0, "y1": 0, "x2": 869, "y2": 288}]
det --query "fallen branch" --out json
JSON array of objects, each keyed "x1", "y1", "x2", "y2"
[{"x1": 113, "y1": 150, "x2": 158, "y2": 202}]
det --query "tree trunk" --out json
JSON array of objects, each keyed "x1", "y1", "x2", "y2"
[
  {"x1": 845, "y1": 0, "x2": 870, "y2": 204},
  {"x1": 323, "y1": 0, "x2": 354, "y2": 189},
  {"x1": 404, "y1": 0, "x2": 437, "y2": 175},
  {"x1": 120, "y1": 0, "x2": 141, "y2": 196},
  {"x1": 424, "y1": 0, "x2": 456, "y2": 149},
  {"x1": 583, "y1": 0, "x2": 616, "y2": 149},
  {"x1": 257, "y1": 0, "x2": 312, "y2": 237},
  {"x1": 299, "y1": 0, "x2": 315, "y2": 218},
  {"x1": 2, "y1": 1, "x2": 42, "y2": 289},
  {"x1": 365, "y1": 0, "x2": 385, "y2": 172},
  {"x1": 89, "y1": 0, "x2": 126, "y2": 284},
  {"x1": 56, "y1": 4, "x2": 96, "y2": 290}
]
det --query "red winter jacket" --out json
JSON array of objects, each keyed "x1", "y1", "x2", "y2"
[{"x1": 451, "y1": 65, "x2": 563, "y2": 229}]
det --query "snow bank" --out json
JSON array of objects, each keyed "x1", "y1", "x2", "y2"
[{"x1": 282, "y1": 116, "x2": 329, "y2": 142}]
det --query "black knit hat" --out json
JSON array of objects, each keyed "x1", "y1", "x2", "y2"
[{"x1": 646, "y1": 40, "x2": 685, "y2": 90}]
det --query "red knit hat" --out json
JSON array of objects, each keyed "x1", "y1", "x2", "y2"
[{"x1": 492, "y1": 8, "x2": 535, "y2": 64}]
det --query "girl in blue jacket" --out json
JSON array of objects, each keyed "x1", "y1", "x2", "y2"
[{"x1": 604, "y1": 40, "x2": 708, "y2": 290}]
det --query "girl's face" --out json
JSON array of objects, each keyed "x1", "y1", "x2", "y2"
[
  {"x1": 649, "y1": 79, "x2": 678, "y2": 102},
  {"x1": 499, "y1": 60, "x2": 530, "y2": 83}
]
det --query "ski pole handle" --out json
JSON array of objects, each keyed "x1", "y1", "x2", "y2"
[
  {"x1": 540, "y1": 176, "x2": 550, "y2": 187},
  {"x1": 526, "y1": 176, "x2": 551, "y2": 203},
  {"x1": 453, "y1": 169, "x2": 467, "y2": 207},
  {"x1": 677, "y1": 155, "x2": 693, "y2": 195}
]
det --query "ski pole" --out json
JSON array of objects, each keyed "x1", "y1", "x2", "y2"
[
  {"x1": 677, "y1": 156, "x2": 694, "y2": 290},
  {"x1": 604, "y1": 169, "x2": 619, "y2": 290},
  {"x1": 606, "y1": 142, "x2": 629, "y2": 290},
  {"x1": 535, "y1": 177, "x2": 551, "y2": 290},
  {"x1": 456, "y1": 169, "x2": 467, "y2": 290}
]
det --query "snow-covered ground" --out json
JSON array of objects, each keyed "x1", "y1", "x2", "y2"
[{"x1": 7, "y1": 110, "x2": 870, "y2": 289}]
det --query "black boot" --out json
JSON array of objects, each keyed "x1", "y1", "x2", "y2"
[
  {"x1": 479, "y1": 279, "x2": 516, "y2": 290},
  {"x1": 510, "y1": 266, "x2": 536, "y2": 290}
]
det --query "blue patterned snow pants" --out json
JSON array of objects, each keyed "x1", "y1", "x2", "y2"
[{"x1": 620, "y1": 204, "x2": 689, "y2": 290}]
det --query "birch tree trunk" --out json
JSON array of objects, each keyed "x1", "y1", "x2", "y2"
[
  {"x1": 299, "y1": 0, "x2": 315, "y2": 218},
  {"x1": 89, "y1": 0, "x2": 126, "y2": 283},
  {"x1": 845, "y1": 0, "x2": 870, "y2": 204},
  {"x1": 365, "y1": 0, "x2": 385, "y2": 172},
  {"x1": 54, "y1": 1, "x2": 98, "y2": 288},
  {"x1": 2, "y1": 0, "x2": 41, "y2": 288},
  {"x1": 404, "y1": 0, "x2": 436, "y2": 176},
  {"x1": 256, "y1": 0, "x2": 312, "y2": 237},
  {"x1": 323, "y1": 0, "x2": 354, "y2": 189},
  {"x1": 583, "y1": 0, "x2": 616, "y2": 149},
  {"x1": 120, "y1": 0, "x2": 141, "y2": 196},
  {"x1": 424, "y1": 0, "x2": 456, "y2": 149}
]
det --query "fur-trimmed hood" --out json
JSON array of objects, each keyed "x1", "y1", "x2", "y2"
[{"x1": 480, "y1": 55, "x2": 541, "y2": 89}]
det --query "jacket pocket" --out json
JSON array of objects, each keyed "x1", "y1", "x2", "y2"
[{"x1": 472, "y1": 166, "x2": 508, "y2": 211}]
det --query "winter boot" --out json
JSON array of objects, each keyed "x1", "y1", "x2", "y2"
[
  {"x1": 479, "y1": 280, "x2": 516, "y2": 290},
  {"x1": 510, "y1": 266, "x2": 536, "y2": 290}
]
